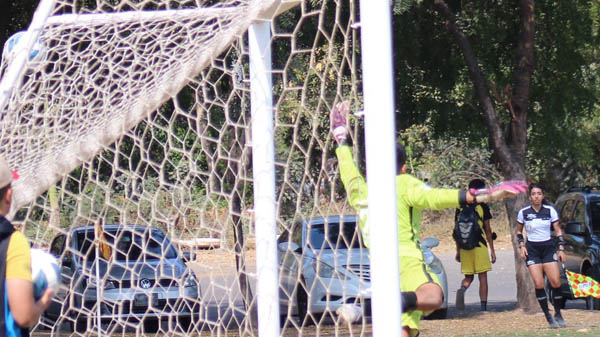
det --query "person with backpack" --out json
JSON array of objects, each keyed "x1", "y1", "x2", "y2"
[
  {"x1": 517, "y1": 183, "x2": 566, "y2": 328},
  {"x1": 453, "y1": 179, "x2": 496, "y2": 312},
  {"x1": 0, "y1": 157, "x2": 54, "y2": 337},
  {"x1": 329, "y1": 101, "x2": 527, "y2": 337}
]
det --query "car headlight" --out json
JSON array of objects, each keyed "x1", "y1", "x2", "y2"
[
  {"x1": 312, "y1": 260, "x2": 349, "y2": 280},
  {"x1": 183, "y1": 273, "x2": 197, "y2": 288},
  {"x1": 81, "y1": 277, "x2": 117, "y2": 290}
]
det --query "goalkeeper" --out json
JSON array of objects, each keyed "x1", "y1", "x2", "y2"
[{"x1": 329, "y1": 101, "x2": 526, "y2": 337}]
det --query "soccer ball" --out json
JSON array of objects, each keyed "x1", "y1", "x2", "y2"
[
  {"x1": 31, "y1": 248, "x2": 61, "y2": 301},
  {"x1": 1, "y1": 31, "x2": 47, "y2": 67}
]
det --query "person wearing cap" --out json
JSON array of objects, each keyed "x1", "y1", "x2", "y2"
[
  {"x1": 329, "y1": 101, "x2": 527, "y2": 337},
  {"x1": 0, "y1": 157, "x2": 54, "y2": 336}
]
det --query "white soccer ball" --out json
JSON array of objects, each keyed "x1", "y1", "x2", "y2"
[
  {"x1": 1, "y1": 31, "x2": 47, "y2": 66},
  {"x1": 31, "y1": 248, "x2": 61, "y2": 300},
  {"x1": 335, "y1": 303, "x2": 362, "y2": 324}
]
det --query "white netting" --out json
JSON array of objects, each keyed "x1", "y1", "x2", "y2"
[{"x1": 0, "y1": 0, "x2": 380, "y2": 336}]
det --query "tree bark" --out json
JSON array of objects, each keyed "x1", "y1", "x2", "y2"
[{"x1": 432, "y1": 0, "x2": 538, "y2": 311}]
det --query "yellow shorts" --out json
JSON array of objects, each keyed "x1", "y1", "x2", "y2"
[
  {"x1": 459, "y1": 244, "x2": 491, "y2": 275},
  {"x1": 400, "y1": 255, "x2": 441, "y2": 337}
]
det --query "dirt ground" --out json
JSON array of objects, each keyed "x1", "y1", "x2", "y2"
[
  {"x1": 190, "y1": 238, "x2": 600, "y2": 337},
  {"x1": 191, "y1": 220, "x2": 600, "y2": 337}
]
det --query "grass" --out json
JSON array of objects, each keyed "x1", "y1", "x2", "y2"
[{"x1": 466, "y1": 327, "x2": 600, "y2": 337}]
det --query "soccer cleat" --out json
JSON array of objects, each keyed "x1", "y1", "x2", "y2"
[
  {"x1": 554, "y1": 312, "x2": 567, "y2": 328},
  {"x1": 455, "y1": 288, "x2": 465, "y2": 311},
  {"x1": 544, "y1": 312, "x2": 559, "y2": 329}
]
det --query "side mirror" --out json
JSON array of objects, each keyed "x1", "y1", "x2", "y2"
[
  {"x1": 182, "y1": 251, "x2": 196, "y2": 262},
  {"x1": 278, "y1": 241, "x2": 301, "y2": 253},
  {"x1": 565, "y1": 222, "x2": 586, "y2": 235}
]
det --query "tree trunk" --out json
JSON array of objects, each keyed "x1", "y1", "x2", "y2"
[
  {"x1": 433, "y1": 0, "x2": 538, "y2": 311},
  {"x1": 227, "y1": 99, "x2": 257, "y2": 330}
]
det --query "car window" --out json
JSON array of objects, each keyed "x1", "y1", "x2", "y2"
[
  {"x1": 572, "y1": 201, "x2": 587, "y2": 225},
  {"x1": 292, "y1": 222, "x2": 302, "y2": 246},
  {"x1": 589, "y1": 197, "x2": 600, "y2": 233},
  {"x1": 559, "y1": 199, "x2": 574, "y2": 224},
  {"x1": 76, "y1": 227, "x2": 178, "y2": 263},
  {"x1": 308, "y1": 219, "x2": 364, "y2": 250},
  {"x1": 49, "y1": 234, "x2": 66, "y2": 256}
]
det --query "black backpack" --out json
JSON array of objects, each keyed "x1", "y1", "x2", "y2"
[{"x1": 453, "y1": 205, "x2": 485, "y2": 250}]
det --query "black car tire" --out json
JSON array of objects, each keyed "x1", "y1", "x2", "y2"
[
  {"x1": 585, "y1": 295, "x2": 600, "y2": 310},
  {"x1": 297, "y1": 283, "x2": 317, "y2": 326},
  {"x1": 582, "y1": 268, "x2": 600, "y2": 310}
]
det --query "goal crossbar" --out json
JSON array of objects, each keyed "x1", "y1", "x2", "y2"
[{"x1": 3, "y1": 0, "x2": 299, "y2": 213}]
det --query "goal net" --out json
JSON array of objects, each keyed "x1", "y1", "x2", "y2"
[{"x1": 1, "y1": 0, "x2": 373, "y2": 336}]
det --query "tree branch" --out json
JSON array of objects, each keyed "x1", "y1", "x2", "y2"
[{"x1": 432, "y1": 0, "x2": 518, "y2": 177}]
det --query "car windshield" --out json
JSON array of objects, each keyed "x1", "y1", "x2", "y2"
[
  {"x1": 589, "y1": 197, "x2": 600, "y2": 233},
  {"x1": 76, "y1": 227, "x2": 178, "y2": 263},
  {"x1": 308, "y1": 219, "x2": 365, "y2": 250}
]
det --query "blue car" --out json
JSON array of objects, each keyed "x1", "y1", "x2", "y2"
[{"x1": 44, "y1": 225, "x2": 201, "y2": 332}]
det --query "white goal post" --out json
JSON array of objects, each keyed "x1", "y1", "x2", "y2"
[{"x1": 0, "y1": 0, "x2": 402, "y2": 336}]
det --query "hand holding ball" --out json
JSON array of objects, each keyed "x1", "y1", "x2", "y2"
[{"x1": 30, "y1": 249, "x2": 60, "y2": 301}]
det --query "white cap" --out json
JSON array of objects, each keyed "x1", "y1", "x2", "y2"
[{"x1": 0, "y1": 157, "x2": 18, "y2": 189}]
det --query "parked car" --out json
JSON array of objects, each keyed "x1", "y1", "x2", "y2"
[
  {"x1": 553, "y1": 186, "x2": 600, "y2": 310},
  {"x1": 277, "y1": 215, "x2": 448, "y2": 325},
  {"x1": 44, "y1": 225, "x2": 201, "y2": 332}
]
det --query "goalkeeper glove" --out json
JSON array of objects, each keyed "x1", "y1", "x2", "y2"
[
  {"x1": 470, "y1": 180, "x2": 528, "y2": 203},
  {"x1": 330, "y1": 100, "x2": 350, "y2": 145}
]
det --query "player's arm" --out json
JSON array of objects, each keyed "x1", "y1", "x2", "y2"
[
  {"x1": 551, "y1": 205, "x2": 566, "y2": 262},
  {"x1": 516, "y1": 212, "x2": 527, "y2": 259},
  {"x1": 336, "y1": 145, "x2": 367, "y2": 210},
  {"x1": 5, "y1": 233, "x2": 53, "y2": 328},
  {"x1": 403, "y1": 181, "x2": 466, "y2": 210},
  {"x1": 329, "y1": 101, "x2": 371, "y2": 246},
  {"x1": 7, "y1": 280, "x2": 54, "y2": 327},
  {"x1": 483, "y1": 219, "x2": 496, "y2": 263}
]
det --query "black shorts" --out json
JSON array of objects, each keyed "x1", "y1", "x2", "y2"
[{"x1": 525, "y1": 239, "x2": 558, "y2": 266}]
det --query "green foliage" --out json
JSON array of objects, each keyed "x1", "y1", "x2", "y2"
[
  {"x1": 400, "y1": 118, "x2": 501, "y2": 189},
  {"x1": 392, "y1": 0, "x2": 600, "y2": 195}
]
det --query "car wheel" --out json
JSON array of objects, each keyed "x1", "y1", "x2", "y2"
[
  {"x1": 424, "y1": 308, "x2": 447, "y2": 320},
  {"x1": 297, "y1": 284, "x2": 316, "y2": 326},
  {"x1": 279, "y1": 313, "x2": 289, "y2": 328},
  {"x1": 582, "y1": 268, "x2": 600, "y2": 310},
  {"x1": 585, "y1": 296, "x2": 599, "y2": 310},
  {"x1": 143, "y1": 319, "x2": 159, "y2": 333},
  {"x1": 176, "y1": 317, "x2": 192, "y2": 333}
]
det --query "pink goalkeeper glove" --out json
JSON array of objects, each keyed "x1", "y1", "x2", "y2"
[
  {"x1": 470, "y1": 180, "x2": 528, "y2": 203},
  {"x1": 330, "y1": 100, "x2": 350, "y2": 145}
]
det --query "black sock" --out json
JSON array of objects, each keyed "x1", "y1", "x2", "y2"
[
  {"x1": 460, "y1": 285, "x2": 468, "y2": 292},
  {"x1": 401, "y1": 291, "x2": 418, "y2": 312},
  {"x1": 481, "y1": 301, "x2": 487, "y2": 311},
  {"x1": 552, "y1": 287, "x2": 563, "y2": 314},
  {"x1": 535, "y1": 288, "x2": 550, "y2": 315}
]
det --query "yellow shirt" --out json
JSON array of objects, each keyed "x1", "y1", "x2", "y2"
[
  {"x1": 6, "y1": 231, "x2": 32, "y2": 281},
  {"x1": 336, "y1": 145, "x2": 461, "y2": 258}
]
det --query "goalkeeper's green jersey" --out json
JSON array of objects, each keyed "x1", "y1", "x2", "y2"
[{"x1": 336, "y1": 145, "x2": 462, "y2": 259}]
